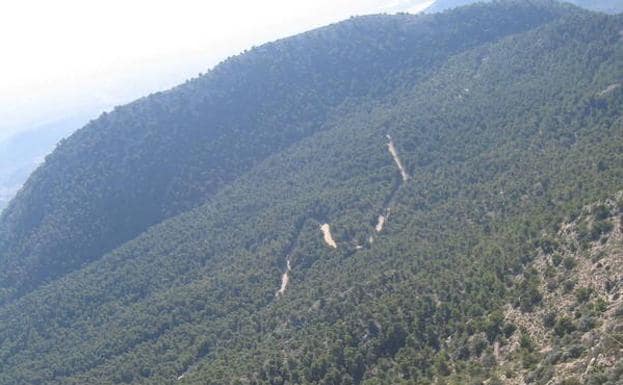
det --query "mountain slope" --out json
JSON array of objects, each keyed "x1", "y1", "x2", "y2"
[
  {"x1": 499, "y1": 197, "x2": 623, "y2": 385},
  {"x1": 0, "y1": 1, "x2": 574, "y2": 304},
  {"x1": 0, "y1": 4, "x2": 621, "y2": 385}
]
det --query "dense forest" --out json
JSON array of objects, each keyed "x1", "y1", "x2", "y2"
[{"x1": 0, "y1": 1, "x2": 622, "y2": 385}]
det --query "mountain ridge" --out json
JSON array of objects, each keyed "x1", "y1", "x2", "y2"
[{"x1": 426, "y1": 0, "x2": 623, "y2": 14}]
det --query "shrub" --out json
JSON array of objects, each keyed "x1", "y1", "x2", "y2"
[
  {"x1": 519, "y1": 333, "x2": 534, "y2": 351},
  {"x1": 540, "y1": 238, "x2": 559, "y2": 255},
  {"x1": 593, "y1": 298, "x2": 608, "y2": 313},
  {"x1": 503, "y1": 323, "x2": 517, "y2": 338},
  {"x1": 519, "y1": 285, "x2": 543, "y2": 313},
  {"x1": 563, "y1": 344, "x2": 584, "y2": 360},
  {"x1": 578, "y1": 316, "x2": 597, "y2": 332},
  {"x1": 592, "y1": 205, "x2": 610, "y2": 220},
  {"x1": 590, "y1": 220, "x2": 613, "y2": 241},
  {"x1": 543, "y1": 312, "x2": 557, "y2": 328},
  {"x1": 551, "y1": 253, "x2": 562, "y2": 266},
  {"x1": 575, "y1": 287, "x2": 593, "y2": 303},
  {"x1": 563, "y1": 256, "x2": 577, "y2": 270},
  {"x1": 554, "y1": 317, "x2": 576, "y2": 337},
  {"x1": 562, "y1": 280, "x2": 576, "y2": 293}
]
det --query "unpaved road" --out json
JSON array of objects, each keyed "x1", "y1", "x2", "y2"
[
  {"x1": 375, "y1": 207, "x2": 391, "y2": 233},
  {"x1": 375, "y1": 214, "x2": 386, "y2": 233},
  {"x1": 275, "y1": 259, "x2": 292, "y2": 297},
  {"x1": 387, "y1": 135, "x2": 409, "y2": 182},
  {"x1": 320, "y1": 223, "x2": 338, "y2": 248}
]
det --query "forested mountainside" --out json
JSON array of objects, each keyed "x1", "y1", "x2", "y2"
[
  {"x1": 426, "y1": 0, "x2": 623, "y2": 14},
  {"x1": 0, "y1": 1, "x2": 572, "y2": 304},
  {"x1": 1, "y1": 1, "x2": 622, "y2": 385}
]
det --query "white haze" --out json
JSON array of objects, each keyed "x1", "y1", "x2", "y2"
[{"x1": 0, "y1": 0, "x2": 435, "y2": 140}]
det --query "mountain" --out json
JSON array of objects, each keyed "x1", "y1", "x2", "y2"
[
  {"x1": 426, "y1": 0, "x2": 623, "y2": 13},
  {"x1": 1, "y1": 1, "x2": 622, "y2": 385},
  {"x1": 0, "y1": 1, "x2": 571, "y2": 304}
]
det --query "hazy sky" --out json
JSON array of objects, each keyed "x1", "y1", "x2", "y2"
[{"x1": 0, "y1": 0, "x2": 435, "y2": 140}]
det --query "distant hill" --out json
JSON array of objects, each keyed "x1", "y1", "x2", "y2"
[
  {"x1": 0, "y1": 116, "x2": 85, "y2": 213},
  {"x1": 426, "y1": 0, "x2": 623, "y2": 13},
  {"x1": 0, "y1": 2, "x2": 621, "y2": 385}
]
